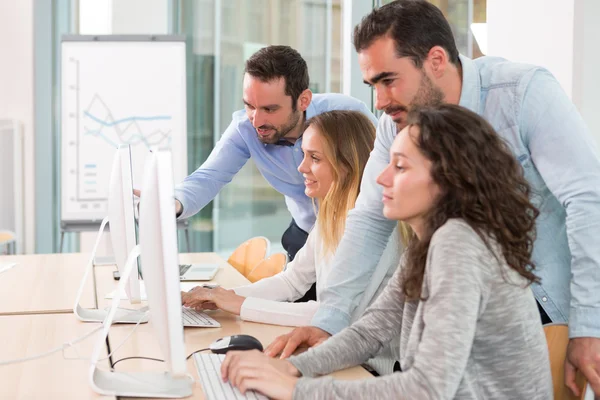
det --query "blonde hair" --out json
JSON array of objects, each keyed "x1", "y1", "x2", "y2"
[{"x1": 304, "y1": 110, "x2": 376, "y2": 256}]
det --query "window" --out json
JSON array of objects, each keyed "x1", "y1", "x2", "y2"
[
  {"x1": 380, "y1": 0, "x2": 487, "y2": 59},
  {"x1": 179, "y1": 0, "x2": 342, "y2": 254}
]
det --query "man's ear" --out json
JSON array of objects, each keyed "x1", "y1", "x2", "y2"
[
  {"x1": 297, "y1": 89, "x2": 312, "y2": 112},
  {"x1": 426, "y1": 46, "x2": 449, "y2": 79}
]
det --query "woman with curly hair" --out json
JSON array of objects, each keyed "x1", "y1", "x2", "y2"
[{"x1": 218, "y1": 104, "x2": 553, "y2": 400}]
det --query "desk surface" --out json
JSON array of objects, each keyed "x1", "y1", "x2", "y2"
[
  {"x1": 0, "y1": 313, "x2": 114, "y2": 400},
  {"x1": 98, "y1": 253, "x2": 372, "y2": 399},
  {"x1": 0, "y1": 253, "x2": 96, "y2": 315}
]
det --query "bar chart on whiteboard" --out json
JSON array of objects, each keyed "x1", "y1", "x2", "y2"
[{"x1": 60, "y1": 38, "x2": 187, "y2": 222}]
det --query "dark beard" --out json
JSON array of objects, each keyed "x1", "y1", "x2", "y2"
[
  {"x1": 256, "y1": 111, "x2": 302, "y2": 144},
  {"x1": 394, "y1": 73, "x2": 444, "y2": 131}
]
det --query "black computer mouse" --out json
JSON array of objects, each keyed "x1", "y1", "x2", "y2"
[{"x1": 209, "y1": 334, "x2": 264, "y2": 354}]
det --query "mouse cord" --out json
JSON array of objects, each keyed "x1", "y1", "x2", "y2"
[
  {"x1": 111, "y1": 356, "x2": 164, "y2": 368},
  {"x1": 110, "y1": 347, "x2": 210, "y2": 369},
  {"x1": 186, "y1": 348, "x2": 210, "y2": 360}
]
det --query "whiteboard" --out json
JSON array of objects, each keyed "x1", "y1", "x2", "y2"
[{"x1": 61, "y1": 35, "x2": 187, "y2": 222}]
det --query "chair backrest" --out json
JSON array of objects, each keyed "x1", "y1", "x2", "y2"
[
  {"x1": 246, "y1": 252, "x2": 288, "y2": 283},
  {"x1": 544, "y1": 323, "x2": 587, "y2": 400},
  {"x1": 0, "y1": 230, "x2": 16, "y2": 255},
  {"x1": 227, "y1": 236, "x2": 270, "y2": 277}
]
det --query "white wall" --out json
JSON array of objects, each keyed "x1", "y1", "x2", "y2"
[
  {"x1": 0, "y1": 0, "x2": 35, "y2": 253},
  {"x1": 111, "y1": 0, "x2": 168, "y2": 34},
  {"x1": 487, "y1": 0, "x2": 600, "y2": 146},
  {"x1": 572, "y1": 0, "x2": 600, "y2": 145},
  {"x1": 487, "y1": 0, "x2": 575, "y2": 97}
]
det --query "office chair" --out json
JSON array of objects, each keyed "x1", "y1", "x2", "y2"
[
  {"x1": 227, "y1": 236, "x2": 270, "y2": 277},
  {"x1": 0, "y1": 230, "x2": 16, "y2": 255},
  {"x1": 246, "y1": 252, "x2": 288, "y2": 283},
  {"x1": 544, "y1": 323, "x2": 588, "y2": 400}
]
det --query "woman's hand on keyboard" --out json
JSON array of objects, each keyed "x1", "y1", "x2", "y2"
[
  {"x1": 181, "y1": 286, "x2": 245, "y2": 315},
  {"x1": 221, "y1": 349, "x2": 299, "y2": 400}
]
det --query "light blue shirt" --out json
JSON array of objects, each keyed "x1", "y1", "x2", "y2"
[
  {"x1": 312, "y1": 54, "x2": 600, "y2": 339},
  {"x1": 174, "y1": 93, "x2": 377, "y2": 233}
]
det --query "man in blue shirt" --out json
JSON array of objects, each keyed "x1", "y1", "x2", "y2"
[
  {"x1": 265, "y1": 1, "x2": 600, "y2": 395},
  {"x1": 173, "y1": 46, "x2": 377, "y2": 300}
]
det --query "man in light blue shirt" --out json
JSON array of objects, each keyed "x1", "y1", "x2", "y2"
[
  {"x1": 266, "y1": 1, "x2": 600, "y2": 395},
  {"x1": 173, "y1": 46, "x2": 377, "y2": 297}
]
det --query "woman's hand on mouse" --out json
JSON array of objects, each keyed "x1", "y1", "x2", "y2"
[
  {"x1": 221, "y1": 349, "x2": 300, "y2": 400},
  {"x1": 181, "y1": 286, "x2": 245, "y2": 315}
]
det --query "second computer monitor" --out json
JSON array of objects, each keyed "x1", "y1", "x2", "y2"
[{"x1": 138, "y1": 150, "x2": 187, "y2": 377}]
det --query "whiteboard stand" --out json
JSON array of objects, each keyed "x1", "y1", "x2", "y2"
[{"x1": 59, "y1": 219, "x2": 191, "y2": 254}]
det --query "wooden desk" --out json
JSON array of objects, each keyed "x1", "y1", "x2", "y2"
[
  {"x1": 0, "y1": 313, "x2": 114, "y2": 400},
  {"x1": 109, "y1": 313, "x2": 372, "y2": 399},
  {"x1": 97, "y1": 253, "x2": 372, "y2": 399},
  {"x1": 0, "y1": 253, "x2": 96, "y2": 315}
]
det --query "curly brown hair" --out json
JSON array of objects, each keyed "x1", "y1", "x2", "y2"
[{"x1": 400, "y1": 104, "x2": 540, "y2": 300}]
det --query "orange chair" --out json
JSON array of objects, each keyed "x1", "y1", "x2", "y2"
[
  {"x1": 0, "y1": 230, "x2": 16, "y2": 255},
  {"x1": 246, "y1": 252, "x2": 288, "y2": 283},
  {"x1": 544, "y1": 323, "x2": 588, "y2": 400},
  {"x1": 227, "y1": 236, "x2": 270, "y2": 277}
]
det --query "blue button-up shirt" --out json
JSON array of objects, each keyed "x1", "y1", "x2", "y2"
[
  {"x1": 174, "y1": 93, "x2": 378, "y2": 233},
  {"x1": 312, "y1": 55, "x2": 600, "y2": 339}
]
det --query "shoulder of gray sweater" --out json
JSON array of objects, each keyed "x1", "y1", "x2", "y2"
[{"x1": 428, "y1": 218, "x2": 511, "y2": 279}]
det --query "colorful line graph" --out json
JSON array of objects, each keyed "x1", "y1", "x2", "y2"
[{"x1": 82, "y1": 93, "x2": 172, "y2": 150}]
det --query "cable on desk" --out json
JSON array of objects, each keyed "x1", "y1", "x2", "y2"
[
  {"x1": 0, "y1": 325, "x2": 103, "y2": 366},
  {"x1": 111, "y1": 356, "x2": 164, "y2": 368},
  {"x1": 110, "y1": 347, "x2": 210, "y2": 369},
  {"x1": 100, "y1": 308, "x2": 150, "y2": 361},
  {"x1": 186, "y1": 348, "x2": 210, "y2": 359}
]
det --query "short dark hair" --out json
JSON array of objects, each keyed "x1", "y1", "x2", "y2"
[
  {"x1": 244, "y1": 45, "x2": 310, "y2": 110},
  {"x1": 353, "y1": 0, "x2": 460, "y2": 68}
]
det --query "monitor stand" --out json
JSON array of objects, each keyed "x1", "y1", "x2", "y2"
[
  {"x1": 89, "y1": 245, "x2": 193, "y2": 398},
  {"x1": 73, "y1": 216, "x2": 148, "y2": 324}
]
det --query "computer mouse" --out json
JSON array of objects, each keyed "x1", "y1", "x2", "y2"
[{"x1": 209, "y1": 335, "x2": 264, "y2": 354}]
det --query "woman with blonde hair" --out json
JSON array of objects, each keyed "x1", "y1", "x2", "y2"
[{"x1": 182, "y1": 110, "x2": 399, "y2": 330}]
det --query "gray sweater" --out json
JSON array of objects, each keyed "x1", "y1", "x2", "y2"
[{"x1": 289, "y1": 219, "x2": 553, "y2": 399}]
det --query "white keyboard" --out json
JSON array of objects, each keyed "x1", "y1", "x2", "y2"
[
  {"x1": 193, "y1": 353, "x2": 268, "y2": 400},
  {"x1": 182, "y1": 307, "x2": 221, "y2": 328}
]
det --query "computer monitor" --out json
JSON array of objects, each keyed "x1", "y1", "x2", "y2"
[
  {"x1": 73, "y1": 145, "x2": 146, "y2": 323},
  {"x1": 107, "y1": 144, "x2": 141, "y2": 304},
  {"x1": 89, "y1": 150, "x2": 192, "y2": 398}
]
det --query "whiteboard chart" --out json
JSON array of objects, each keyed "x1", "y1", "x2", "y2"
[{"x1": 61, "y1": 36, "x2": 187, "y2": 222}]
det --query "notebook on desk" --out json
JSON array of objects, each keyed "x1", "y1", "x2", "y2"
[{"x1": 179, "y1": 263, "x2": 219, "y2": 281}]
